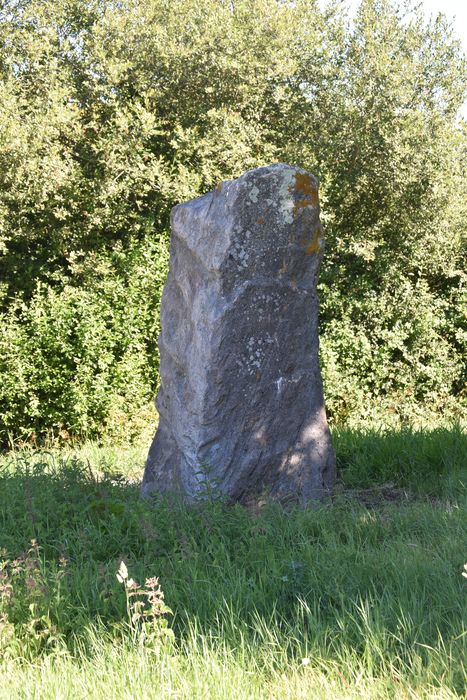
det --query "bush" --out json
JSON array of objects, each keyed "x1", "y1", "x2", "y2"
[
  {"x1": 0, "y1": 237, "x2": 168, "y2": 444},
  {"x1": 0, "y1": 0, "x2": 465, "y2": 442}
]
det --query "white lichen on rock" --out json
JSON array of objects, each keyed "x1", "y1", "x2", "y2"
[{"x1": 276, "y1": 167, "x2": 296, "y2": 224}]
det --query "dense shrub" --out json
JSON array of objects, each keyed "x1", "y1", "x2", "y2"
[
  {"x1": 0, "y1": 238, "x2": 168, "y2": 443},
  {"x1": 0, "y1": 0, "x2": 465, "y2": 443}
]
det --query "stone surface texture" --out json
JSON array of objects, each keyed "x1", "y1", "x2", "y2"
[{"x1": 141, "y1": 163, "x2": 336, "y2": 504}]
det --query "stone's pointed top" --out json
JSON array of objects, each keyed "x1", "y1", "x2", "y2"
[
  {"x1": 143, "y1": 163, "x2": 335, "y2": 505},
  {"x1": 171, "y1": 163, "x2": 323, "y2": 282},
  {"x1": 226, "y1": 162, "x2": 318, "y2": 182},
  {"x1": 173, "y1": 163, "x2": 319, "y2": 218},
  {"x1": 217, "y1": 163, "x2": 319, "y2": 207}
]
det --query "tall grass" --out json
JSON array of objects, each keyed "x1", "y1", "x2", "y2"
[
  {"x1": 0, "y1": 425, "x2": 465, "y2": 698},
  {"x1": 334, "y1": 423, "x2": 466, "y2": 497}
]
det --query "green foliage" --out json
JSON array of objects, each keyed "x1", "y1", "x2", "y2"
[
  {"x1": 311, "y1": 0, "x2": 467, "y2": 425},
  {"x1": 0, "y1": 0, "x2": 465, "y2": 442},
  {"x1": 0, "y1": 437, "x2": 465, "y2": 695},
  {"x1": 333, "y1": 422, "x2": 466, "y2": 495},
  {"x1": 0, "y1": 237, "x2": 168, "y2": 443}
]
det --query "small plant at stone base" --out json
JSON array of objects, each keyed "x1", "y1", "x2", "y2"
[
  {"x1": 116, "y1": 561, "x2": 174, "y2": 653},
  {"x1": 194, "y1": 463, "x2": 224, "y2": 504}
]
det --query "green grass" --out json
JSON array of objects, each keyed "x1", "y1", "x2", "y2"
[{"x1": 0, "y1": 425, "x2": 465, "y2": 698}]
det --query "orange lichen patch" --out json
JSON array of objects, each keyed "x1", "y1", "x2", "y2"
[
  {"x1": 289, "y1": 173, "x2": 319, "y2": 217},
  {"x1": 295, "y1": 173, "x2": 319, "y2": 203},
  {"x1": 256, "y1": 217, "x2": 265, "y2": 225},
  {"x1": 303, "y1": 225, "x2": 323, "y2": 256},
  {"x1": 293, "y1": 199, "x2": 310, "y2": 216},
  {"x1": 305, "y1": 235, "x2": 321, "y2": 255}
]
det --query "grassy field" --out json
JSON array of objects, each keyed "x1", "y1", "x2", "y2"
[{"x1": 0, "y1": 425, "x2": 465, "y2": 698}]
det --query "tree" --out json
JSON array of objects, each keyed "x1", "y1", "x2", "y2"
[{"x1": 0, "y1": 0, "x2": 465, "y2": 442}]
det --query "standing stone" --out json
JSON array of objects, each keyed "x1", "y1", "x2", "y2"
[{"x1": 141, "y1": 163, "x2": 335, "y2": 504}]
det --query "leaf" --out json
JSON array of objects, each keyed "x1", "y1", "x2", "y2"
[{"x1": 116, "y1": 561, "x2": 128, "y2": 583}]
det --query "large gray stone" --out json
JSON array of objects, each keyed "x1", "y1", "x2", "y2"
[{"x1": 141, "y1": 163, "x2": 335, "y2": 504}]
